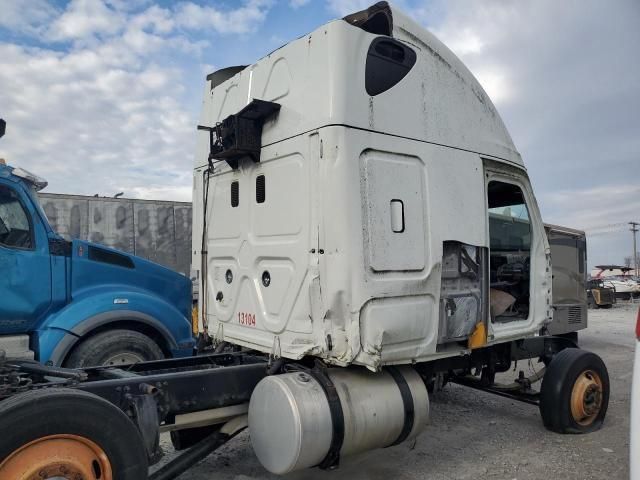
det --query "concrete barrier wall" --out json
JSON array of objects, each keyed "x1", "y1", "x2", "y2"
[{"x1": 39, "y1": 193, "x2": 192, "y2": 276}]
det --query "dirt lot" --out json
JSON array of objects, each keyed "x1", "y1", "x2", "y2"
[{"x1": 160, "y1": 302, "x2": 637, "y2": 480}]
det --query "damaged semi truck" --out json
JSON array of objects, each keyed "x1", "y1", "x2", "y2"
[{"x1": 0, "y1": 4, "x2": 609, "y2": 479}]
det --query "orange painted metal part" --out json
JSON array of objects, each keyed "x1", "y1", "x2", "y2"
[
  {"x1": 0, "y1": 434, "x2": 113, "y2": 480},
  {"x1": 570, "y1": 369, "x2": 604, "y2": 426},
  {"x1": 467, "y1": 322, "x2": 487, "y2": 349}
]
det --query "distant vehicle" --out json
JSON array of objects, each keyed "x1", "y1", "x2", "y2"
[
  {"x1": 544, "y1": 224, "x2": 588, "y2": 339},
  {"x1": 632, "y1": 306, "x2": 640, "y2": 479},
  {"x1": 0, "y1": 158, "x2": 195, "y2": 366},
  {"x1": 592, "y1": 265, "x2": 640, "y2": 300},
  {"x1": 603, "y1": 277, "x2": 640, "y2": 300},
  {"x1": 586, "y1": 279, "x2": 615, "y2": 309}
]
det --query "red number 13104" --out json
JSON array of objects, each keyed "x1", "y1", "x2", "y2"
[{"x1": 238, "y1": 312, "x2": 256, "y2": 327}]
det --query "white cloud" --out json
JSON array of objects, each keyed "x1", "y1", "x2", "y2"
[
  {"x1": 0, "y1": 0, "x2": 273, "y2": 201},
  {"x1": 0, "y1": 0, "x2": 59, "y2": 36},
  {"x1": 175, "y1": 0, "x2": 272, "y2": 34},
  {"x1": 541, "y1": 185, "x2": 640, "y2": 231},
  {"x1": 326, "y1": 0, "x2": 375, "y2": 16},
  {"x1": 470, "y1": 67, "x2": 512, "y2": 104},
  {"x1": 130, "y1": 5, "x2": 175, "y2": 34},
  {"x1": 48, "y1": 0, "x2": 125, "y2": 41},
  {"x1": 0, "y1": 41, "x2": 193, "y2": 198}
]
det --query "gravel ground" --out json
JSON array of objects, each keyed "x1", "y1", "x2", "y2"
[{"x1": 159, "y1": 302, "x2": 637, "y2": 480}]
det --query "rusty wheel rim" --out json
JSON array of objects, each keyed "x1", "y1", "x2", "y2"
[
  {"x1": 570, "y1": 369, "x2": 603, "y2": 426},
  {"x1": 0, "y1": 434, "x2": 113, "y2": 480}
]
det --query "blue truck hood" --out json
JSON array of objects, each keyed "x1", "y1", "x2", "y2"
[{"x1": 70, "y1": 239, "x2": 192, "y2": 320}]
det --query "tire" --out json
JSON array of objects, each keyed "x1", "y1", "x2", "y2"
[
  {"x1": 65, "y1": 329, "x2": 164, "y2": 368},
  {"x1": 539, "y1": 348, "x2": 609, "y2": 434},
  {"x1": 0, "y1": 388, "x2": 148, "y2": 479}
]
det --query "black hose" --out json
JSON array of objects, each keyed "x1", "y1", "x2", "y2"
[{"x1": 149, "y1": 430, "x2": 239, "y2": 480}]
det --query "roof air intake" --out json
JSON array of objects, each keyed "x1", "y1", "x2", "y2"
[{"x1": 343, "y1": 2, "x2": 393, "y2": 36}]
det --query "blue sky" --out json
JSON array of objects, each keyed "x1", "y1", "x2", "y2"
[{"x1": 0, "y1": 0, "x2": 638, "y2": 268}]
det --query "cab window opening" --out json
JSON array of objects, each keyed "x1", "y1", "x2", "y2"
[
  {"x1": 0, "y1": 185, "x2": 34, "y2": 250},
  {"x1": 487, "y1": 180, "x2": 531, "y2": 322}
]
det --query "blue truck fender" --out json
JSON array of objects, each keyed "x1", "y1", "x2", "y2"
[{"x1": 35, "y1": 290, "x2": 195, "y2": 366}]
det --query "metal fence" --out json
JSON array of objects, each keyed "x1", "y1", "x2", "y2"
[{"x1": 39, "y1": 193, "x2": 192, "y2": 276}]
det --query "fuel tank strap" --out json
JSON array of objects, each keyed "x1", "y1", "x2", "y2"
[
  {"x1": 387, "y1": 367, "x2": 415, "y2": 446},
  {"x1": 310, "y1": 364, "x2": 345, "y2": 470}
]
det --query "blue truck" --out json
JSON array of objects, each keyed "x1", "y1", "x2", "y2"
[{"x1": 0, "y1": 121, "x2": 195, "y2": 366}]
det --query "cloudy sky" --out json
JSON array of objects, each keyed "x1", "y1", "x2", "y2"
[{"x1": 0, "y1": 0, "x2": 638, "y2": 267}]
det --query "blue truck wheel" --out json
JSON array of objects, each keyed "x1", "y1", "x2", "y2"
[{"x1": 64, "y1": 329, "x2": 164, "y2": 368}]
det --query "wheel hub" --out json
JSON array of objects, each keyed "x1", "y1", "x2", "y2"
[
  {"x1": 103, "y1": 352, "x2": 144, "y2": 366},
  {"x1": 0, "y1": 434, "x2": 113, "y2": 480},
  {"x1": 570, "y1": 369, "x2": 603, "y2": 426}
]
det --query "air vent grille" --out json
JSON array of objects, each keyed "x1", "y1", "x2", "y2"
[
  {"x1": 231, "y1": 181, "x2": 239, "y2": 207},
  {"x1": 568, "y1": 306, "x2": 582, "y2": 324},
  {"x1": 256, "y1": 175, "x2": 265, "y2": 204}
]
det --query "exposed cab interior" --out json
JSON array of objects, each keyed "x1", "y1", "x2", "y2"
[{"x1": 487, "y1": 181, "x2": 532, "y2": 322}]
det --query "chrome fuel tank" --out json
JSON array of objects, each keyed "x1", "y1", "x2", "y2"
[{"x1": 248, "y1": 366, "x2": 429, "y2": 474}]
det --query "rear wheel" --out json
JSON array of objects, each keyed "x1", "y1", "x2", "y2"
[
  {"x1": 539, "y1": 348, "x2": 609, "y2": 433},
  {"x1": 64, "y1": 329, "x2": 164, "y2": 368},
  {"x1": 0, "y1": 389, "x2": 148, "y2": 480}
]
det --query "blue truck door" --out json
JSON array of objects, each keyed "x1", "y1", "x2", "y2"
[{"x1": 0, "y1": 182, "x2": 52, "y2": 333}]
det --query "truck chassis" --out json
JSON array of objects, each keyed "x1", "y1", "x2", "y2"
[{"x1": 0, "y1": 334, "x2": 609, "y2": 480}]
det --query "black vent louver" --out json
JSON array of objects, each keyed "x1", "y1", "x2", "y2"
[
  {"x1": 88, "y1": 246, "x2": 134, "y2": 269},
  {"x1": 256, "y1": 175, "x2": 265, "y2": 204},
  {"x1": 231, "y1": 181, "x2": 239, "y2": 207}
]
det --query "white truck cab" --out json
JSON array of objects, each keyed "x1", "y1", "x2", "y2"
[
  {"x1": 0, "y1": 6, "x2": 611, "y2": 478},
  {"x1": 193, "y1": 2, "x2": 551, "y2": 370}
]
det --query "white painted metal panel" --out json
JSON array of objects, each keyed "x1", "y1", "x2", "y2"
[
  {"x1": 361, "y1": 151, "x2": 425, "y2": 272},
  {"x1": 193, "y1": 4, "x2": 550, "y2": 369}
]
